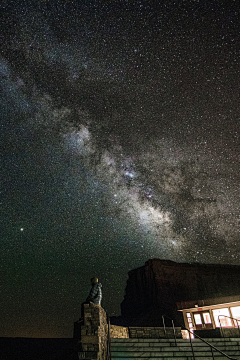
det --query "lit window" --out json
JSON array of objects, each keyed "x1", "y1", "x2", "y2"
[
  {"x1": 194, "y1": 314, "x2": 202, "y2": 325},
  {"x1": 230, "y1": 306, "x2": 240, "y2": 327},
  {"x1": 212, "y1": 308, "x2": 232, "y2": 327},
  {"x1": 203, "y1": 312, "x2": 212, "y2": 324},
  {"x1": 186, "y1": 313, "x2": 194, "y2": 339}
]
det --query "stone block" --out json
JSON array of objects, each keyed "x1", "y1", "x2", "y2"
[
  {"x1": 81, "y1": 335, "x2": 99, "y2": 344},
  {"x1": 78, "y1": 351, "x2": 98, "y2": 359},
  {"x1": 78, "y1": 303, "x2": 108, "y2": 360},
  {"x1": 93, "y1": 344, "x2": 100, "y2": 352},
  {"x1": 92, "y1": 322, "x2": 100, "y2": 328},
  {"x1": 95, "y1": 327, "x2": 104, "y2": 336},
  {"x1": 86, "y1": 329, "x2": 94, "y2": 336},
  {"x1": 78, "y1": 352, "x2": 86, "y2": 359}
]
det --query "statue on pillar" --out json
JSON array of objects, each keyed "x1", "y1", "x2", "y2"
[
  {"x1": 86, "y1": 277, "x2": 102, "y2": 305},
  {"x1": 81, "y1": 277, "x2": 102, "y2": 317}
]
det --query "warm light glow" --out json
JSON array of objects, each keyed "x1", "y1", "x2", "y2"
[
  {"x1": 203, "y1": 312, "x2": 212, "y2": 324},
  {"x1": 231, "y1": 306, "x2": 240, "y2": 327},
  {"x1": 186, "y1": 312, "x2": 194, "y2": 339},
  {"x1": 194, "y1": 313, "x2": 202, "y2": 325},
  {"x1": 213, "y1": 308, "x2": 232, "y2": 327}
]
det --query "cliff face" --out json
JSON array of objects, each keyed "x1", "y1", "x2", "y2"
[{"x1": 120, "y1": 259, "x2": 240, "y2": 326}]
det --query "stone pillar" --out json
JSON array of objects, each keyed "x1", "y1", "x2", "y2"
[{"x1": 78, "y1": 303, "x2": 108, "y2": 360}]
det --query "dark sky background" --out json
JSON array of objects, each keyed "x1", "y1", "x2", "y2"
[{"x1": 1, "y1": 0, "x2": 239, "y2": 338}]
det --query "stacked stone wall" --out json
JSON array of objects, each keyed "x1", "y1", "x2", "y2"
[
  {"x1": 78, "y1": 303, "x2": 108, "y2": 360},
  {"x1": 110, "y1": 325, "x2": 129, "y2": 338},
  {"x1": 76, "y1": 305, "x2": 183, "y2": 359},
  {"x1": 128, "y1": 326, "x2": 182, "y2": 338}
]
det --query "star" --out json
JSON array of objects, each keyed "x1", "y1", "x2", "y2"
[{"x1": 1, "y1": 0, "x2": 239, "y2": 338}]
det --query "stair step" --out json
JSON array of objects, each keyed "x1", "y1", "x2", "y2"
[
  {"x1": 112, "y1": 358, "x2": 240, "y2": 360},
  {"x1": 111, "y1": 346, "x2": 240, "y2": 351},
  {"x1": 111, "y1": 355, "x2": 240, "y2": 359},
  {"x1": 111, "y1": 337, "x2": 240, "y2": 341},
  {"x1": 110, "y1": 338, "x2": 240, "y2": 359},
  {"x1": 111, "y1": 344, "x2": 240, "y2": 349},
  {"x1": 111, "y1": 349, "x2": 240, "y2": 354},
  {"x1": 112, "y1": 355, "x2": 240, "y2": 360}
]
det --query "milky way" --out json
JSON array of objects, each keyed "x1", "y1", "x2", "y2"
[{"x1": 1, "y1": 1, "x2": 239, "y2": 337}]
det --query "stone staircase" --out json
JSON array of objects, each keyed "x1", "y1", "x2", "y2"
[{"x1": 110, "y1": 337, "x2": 240, "y2": 359}]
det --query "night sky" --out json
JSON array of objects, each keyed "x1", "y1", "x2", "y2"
[{"x1": 1, "y1": 0, "x2": 239, "y2": 338}]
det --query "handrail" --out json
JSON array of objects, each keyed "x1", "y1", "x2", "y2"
[
  {"x1": 183, "y1": 326, "x2": 237, "y2": 360},
  {"x1": 162, "y1": 314, "x2": 177, "y2": 346},
  {"x1": 162, "y1": 314, "x2": 237, "y2": 360},
  {"x1": 218, "y1": 315, "x2": 240, "y2": 338},
  {"x1": 162, "y1": 315, "x2": 195, "y2": 358}
]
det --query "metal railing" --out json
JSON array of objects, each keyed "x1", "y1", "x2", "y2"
[
  {"x1": 162, "y1": 314, "x2": 177, "y2": 346},
  {"x1": 162, "y1": 314, "x2": 237, "y2": 360},
  {"x1": 218, "y1": 314, "x2": 240, "y2": 338}
]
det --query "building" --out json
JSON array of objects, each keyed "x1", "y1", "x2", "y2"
[
  {"x1": 119, "y1": 259, "x2": 240, "y2": 337},
  {"x1": 178, "y1": 294, "x2": 240, "y2": 337}
]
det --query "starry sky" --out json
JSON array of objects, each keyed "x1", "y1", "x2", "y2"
[{"x1": 1, "y1": 0, "x2": 239, "y2": 338}]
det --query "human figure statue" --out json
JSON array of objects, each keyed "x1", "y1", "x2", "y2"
[
  {"x1": 86, "y1": 277, "x2": 102, "y2": 305},
  {"x1": 81, "y1": 277, "x2": 102, "y2": 318}
]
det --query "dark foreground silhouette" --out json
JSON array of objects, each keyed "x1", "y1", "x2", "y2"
[{"x1": 0, "y1": 338, "x2": 78, "y2": 360}]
